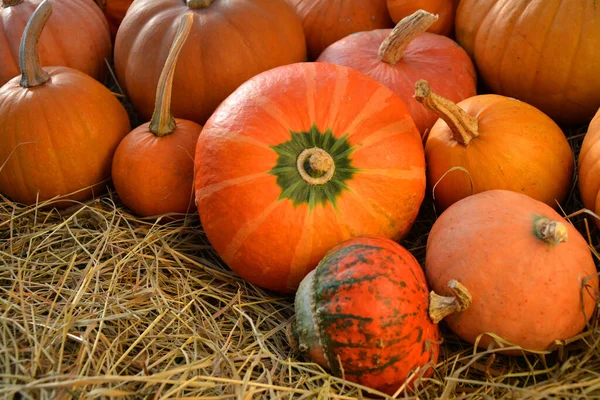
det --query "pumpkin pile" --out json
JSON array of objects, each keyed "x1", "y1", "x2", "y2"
[{"x1": 0, "y1": 0, "x2": 598, "y2": 397}]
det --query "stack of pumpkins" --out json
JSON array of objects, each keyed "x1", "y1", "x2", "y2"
[{"x1": 0, "y1": 0, "x2": 598, "y2": 395}]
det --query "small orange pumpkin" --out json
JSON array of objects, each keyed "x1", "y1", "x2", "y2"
[
  {"x1": 194, "y1": 62, "x2": 426, "y2": 293},
  {"x1": 414, "y1": 80, "x2": 574, "y2": 211},
  {"x1": 317, "y1": 10, "x2": 476, "y2": 139},
  {"x1": 0, "y1": 0, "x2": 130, "y2": 207},
  {"x1": 112, "y1": 13, "x2": 202, "y2": 218},
  {"x1": 0, "y1": 0, "x2": 111, "y2": 86},
  {"x1": 425, "y1": 190, "x2": 599, "y2": 353},
  {"x1": 578, "y1": 108, "x2": 600, "y2": 228},
  {"x1": 386, "y1": 0, "x2": 457, "y2": 36},
  {"x1": 94, "y1": 0, "x2": 133, "y2": 41}
]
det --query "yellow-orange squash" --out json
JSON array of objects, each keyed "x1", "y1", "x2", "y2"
[
  {"x1": 578, "y1": 108, "x2": 600, "y2": 228},
  {"x1": 425, "y1": 190, "x2": 599, "y2": 353},
  {"x1": 194, "y1": 62, "x2": 426, "y2": 293}
]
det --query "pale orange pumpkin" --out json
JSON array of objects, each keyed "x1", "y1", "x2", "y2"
[
  {"x1": 455, "y1": 0, "x2": 600, "y2": 125},
  {"x1": 0, "y1": 0, "x2": 111, "y2": 86},
  {"x1": 578, "y1": 108, "x2": 600, "y2": 228},
  {"x1": 426, "y1": 190, "x2": 599, "y2": 353}
]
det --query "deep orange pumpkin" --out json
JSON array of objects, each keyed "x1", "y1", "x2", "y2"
[
  {"x1": 291, "y1": 236, "x2": 441, "y2": 394},
  {"x1": 112, "y1": 13, "x2": 202, "y2": 218},
  {"x1": 414, "y1": 80, "x2": 574, "y2": 211},
  {"x1": 425, "y1": 190, "x2": 599, "y2": 353},
  {"x1": 317, "y1": 10, "x2": 476, "y2": 139},
  {"x1": 194, "y1": 62, "x2": 426, "y2": 293},
  {"x1": 0, "y1": 0, "x2": 111, "y2": 86},
  {"x1": 114, "y1": 0, "x2": 307, "y2": 125},
  {"x1": 0, "y1": 0, "x2": 130, "y2": 207},
  {"x1": 386, "y1": 0, "x2": 457, "y2": 36},
  {"x1": 579, "y1": 108, "x2": 600, "y2": 228},
  {"x1": 285, "y1": 0, "x2": 393, "y2": 60},
  {"x1": 94, "y1": 0, "x2": 133, "y2": 41},
  {"x1": 455, "y1": 0, "x2": 600, "y2": 125}
]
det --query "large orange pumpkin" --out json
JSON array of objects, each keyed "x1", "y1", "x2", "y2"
[
  {"x1": 285, "y1": 0, "x2": 393, "y2": 60},
  {"x1": 455, "y1": 0, "x2": 600, "y2": 125},
  {"x1": 386, "y1": 0, "x2": 457, "y2": 36},
  {"x1": 114, "y1": 0, "x2": 307, "y2": 125},
  {"x1": 579, "y1": 108, "x2": 600, "y2": 228},
  {"x1": 0, "y1": 0, "x2": 111, "y2": 86},
  {"x1": 425, "y1": 190, "x2": 599, "y2": 353},
  {"x1": 0, "y1": 0, "x2": 130, "y2": 207},
  {"x1": 112, "y1": 13, "x2": 202, "y2": 218},
  {"x1": 292, "y1": 236, "x2": 444, "y2": 394},
  {"x1": 94, "y1": 0, "x2": 133, "y2": 41},
  {"x1": 317, "y1": 10, "x2": 476, "y2": 139},
  {"x1": 414, "y1": 80, "x2": 574, "y2": 211},
  {"x1": 194, "y1": 62, "x2": 426, "y2": 293}
]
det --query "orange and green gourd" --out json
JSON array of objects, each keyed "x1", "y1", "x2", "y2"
[{"x1": 194, "y1": 62, "x2": 426, "y2": 293}]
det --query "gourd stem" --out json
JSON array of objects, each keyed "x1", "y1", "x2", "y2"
[
  {"x1": 534, "y1": 217, "x2": 568, "y2": 245},
  {"x1": 186, "y1": 0, "x2": 212, "y2": 9},
  {"x1": 1, "y1": 0, "x2": 24, "y2": 7},
  {"x1": 19, "y1": 0, "x2": 51, "y2": 88},
  {"x1": 414, "y1": 79, "x2": 479, "y2": 146},
  {"x1": 297, "y1": 148, "x2": 335, "y2": 185},
  {"x1": 429, "y1": 280, "x2": 472, "y2": 324},
  {"x1": 149, "y1": 12, "x2": 195, "y2": 137},
  {"x1": 379, "y1": 10, "x2": 439, "y2": 64}
]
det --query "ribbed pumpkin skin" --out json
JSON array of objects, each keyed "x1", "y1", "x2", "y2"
[
  {"x1": 0, "y1": 0, "x2": 111, "y2": 86},
  {"x1": 387, "y1": 0, "x2": 456, "y2": 36},
  {"x1": 111, "y1": 119, "x2": 202, "y2": 217},
  {"x1": 578, "y1": 108, "x2": 600, "y2": 228},
  {"x1": 0, "y1": 67, "x2": 130, "y2": 206},
  {"x1": 194, "y1": 62, "x2": 426, "y2": 293},
  {"x1": 426, "y1": 95, "x2": 574, "y2": 211},
  {"x1": 317, "y1": 29, "x2": 476, "y2": 137},
  {"x1": 425, "y1": 190, "x2": 599, "y2": 353},
  {"x1": 95, "y1": 0, "x2": 133, "y2": 41},
  {"x1": 285, "y1": 0, "x2": 393, "y2": 60},
  {"x1": 294, "y1": 236, "x2": 439, "y2": 394},
  {"x1": 114, "y1": 0, "x2": 307, "y2": 125},
  {"x1": 455, "y1": 0, "x2": 600, "y2": 125}
]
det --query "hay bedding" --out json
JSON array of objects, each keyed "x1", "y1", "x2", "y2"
[{"x1": 1, "y1": 79, "x2": 599, "y2": 400}]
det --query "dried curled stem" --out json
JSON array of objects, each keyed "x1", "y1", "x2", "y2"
[{"x1": 429, "y1": 280, "x2": 473, "y2": 324}]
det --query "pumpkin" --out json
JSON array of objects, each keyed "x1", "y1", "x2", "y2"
[
  {"x1": 112, "y1": 13, "x2": 202, "y2": 218},
  {"x1": 0, "y1": 0, "x2": 130, "y2": 207},
  {"x1": 414, "y1": 80, "x2": 574, "y2": 211},
  {"x1": 285, "y1": 0, "x2": 393, "y2": 60},
  {"x1": 578, "y1": 108, "x2": 600, "y2": 228},
  {"x1": 114, "y1": 0, "x2": 307, "y2": 125},
  {"x1": 425, "y1": 190, "x2": 599, "y2": 353},
  {"x1": 455, "y1": 0, "x2": 600, "y2": 125},
  {"x1": 94, "y1": 0, "x2": 133, "y2": 41},
  {"x1": 317, "y1": 10, "x2": 476, "y2": 140},
  {"x1": 291, "y1": 236, "x2": 459, "y2": 394},
  {"x1": 194, "y1": 62, "x2": 426, "y2": 294},
  {"x1": 386, "y1": 0, "x2": 457, "y2": 36},
  {"x1": 0, "y1": 0, "x2": 111, "y2": 86}
]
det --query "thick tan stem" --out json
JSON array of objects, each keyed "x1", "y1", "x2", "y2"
[
  {"x1": 534, "y1": 217, "x2": 568, "y2": 245},
  {"x1": 19, "y1": 0, "x2": 51, "y2": 88},
  {"x1": 297, "y1": 148, "x2": 335, "y2": 185},
  {"x1": 429, "y1": 280, "x2": 472, "y2": 324},
  {"x1": 187, "y1": 0, "x2": 212, "y2": 9},
  {"x1": 378, "y1": 10, "x2": 439, "y2": 64},
  {"x1": 414, "y1": 79, "x2": 479, "y2": 146},
  {"x1": 148, "y1": 13, "x2": 194, "y2": 137},
  {"x1": 1, "y1": 0, "x2": 24, "y2": 6}
]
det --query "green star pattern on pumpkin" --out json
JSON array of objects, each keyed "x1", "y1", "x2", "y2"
[{"x1": 269, "y1": 124, "x2": 358, "y2": 209}]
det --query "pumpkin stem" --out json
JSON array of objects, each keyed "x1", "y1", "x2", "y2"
[
  {"x1": 414, "y1": 79, "x2": 479, "y2": 146},
  {"x1": 186, "y1": 0, "x2": 212, "y2": 9},
  {"x1": 19, "y1": 0, "x2": 51, "y2": 88},
  {"x1": 378, "y1": 10, "x2": 439, "y2": 64},
  {"x1": 297, "y1": 148, "x2": 336, "y2": 185},
  {"x1": 534, "y1": 217, "x2": 568, "y2": 245},
  {"x1": 149, "y1": 12, "x2": 195, "y2": 137},
  {"x1": 1, "y1": 0, "x2": 24, "y2": 6},
  {"x1": 429, "y1": 280, "x2": 472, "y2": 324}
]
